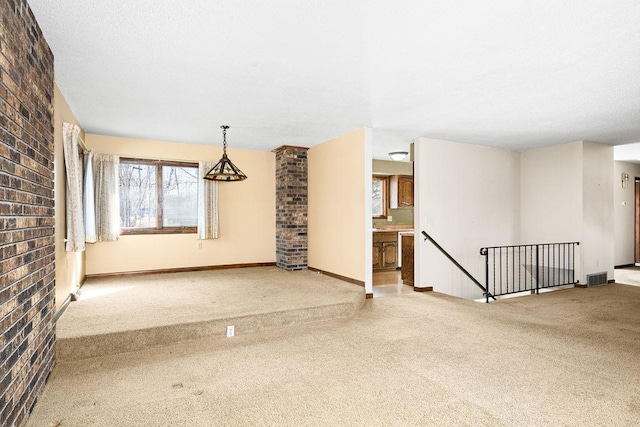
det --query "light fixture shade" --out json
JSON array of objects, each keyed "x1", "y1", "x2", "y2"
[
  {"x1": 204, "y1": 125, "x2": 248, "y2": 181},
  {"x1": 389, "y1": 151, "x2": 408, "y2": 161},
  {"x1": 203, "y1": 153, "x2": 247, "y2": 181}
]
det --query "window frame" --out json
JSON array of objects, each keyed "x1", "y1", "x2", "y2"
[
  {"x1": 119, "y1": 157, "x2": 199, "y2": 235},
  {"x1": 372, "y1": 175, "x2": 389, "y2": 219}
]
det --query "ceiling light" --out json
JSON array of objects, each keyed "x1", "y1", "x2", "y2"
[
  {"x1": 389, "y1": 151, "x2": 408, "y2": 161},
  {"x1": 204, "y1": 125, "x2": 247, "y2": 181}
]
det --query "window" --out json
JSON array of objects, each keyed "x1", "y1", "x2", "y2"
[
  {"x1": 372, "y1": 176, "x2": 388, "y2": 218},
  {"x1": 119, "y1": 158, "x2": 198, "y2": 234}
]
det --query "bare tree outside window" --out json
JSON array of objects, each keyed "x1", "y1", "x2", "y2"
[
  {"x1": 120, "y1": 163, "x2": 156, "y2": 228},
  {"x1": 162, "y1": 166, "x2": 198, "y2": 227},
  {"x1": 119, "y1": 159, "x2": 198, "y2": 233}
]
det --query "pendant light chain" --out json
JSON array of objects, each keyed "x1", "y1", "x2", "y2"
[
  {"x1": 203, "y1": 125, "x2": 248, "y2": 181},
  {"x1": 221, "y1": 125, "x2": 229, "y2": 155}
]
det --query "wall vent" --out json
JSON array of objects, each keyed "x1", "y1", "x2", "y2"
[{"x1": 586, "y1": 272, "x2": 607, "y2": 287}]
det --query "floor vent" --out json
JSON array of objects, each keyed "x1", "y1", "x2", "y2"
[{"x1": 586, "y1": 272, "x2": 607, "y2": 287}]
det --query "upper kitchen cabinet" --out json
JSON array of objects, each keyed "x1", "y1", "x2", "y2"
[
  {"x1": 389, "y1": 175, "x2": 413, "y2": 208},
  {"x1": 397, "y1": 175, "x2": 413, "y2": 207}
]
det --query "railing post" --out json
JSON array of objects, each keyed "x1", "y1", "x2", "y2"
[
  {"x1": 535, "y1": 244, "x2": 540, "y2": 295},
  {"x1": 574, "y1": 242, "x2": 578, "y2": 284},
  {"x1": 482, "y1": 248, "x2": 489, "y2": 303}
]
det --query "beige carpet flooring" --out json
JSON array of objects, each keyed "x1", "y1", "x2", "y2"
[
  {"x1": 56, "y1": 267, "x2": 364, "y2": 360},
  {"x1": 60, "y1": 267, "x2": 365, "y2": 338},
  {"x1": 29, "y1": 281, "x2": 640, "y2": 426}
]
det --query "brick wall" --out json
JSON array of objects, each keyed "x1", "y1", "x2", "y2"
[
  {"x1": 0, "y1": 1, "x2": 56, "y2": 425},
  {"x1": 273, "y1": 146, "x2": 308, "y2": 270}
]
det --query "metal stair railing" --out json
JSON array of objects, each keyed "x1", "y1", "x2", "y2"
[
  {"x1": 480, "y1": 242, "x2": 579, "y2": 303},
  {"x1": 421, "y1": 231, "x2": 496, "y2": 301}
]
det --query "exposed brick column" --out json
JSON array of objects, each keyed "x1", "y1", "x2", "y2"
[
  {"x1": 273, "y1": 146, "x2": 308, "y2": 270},
  {"x1": 0, "y1": 1, "x2": 56, "y2": 425}
]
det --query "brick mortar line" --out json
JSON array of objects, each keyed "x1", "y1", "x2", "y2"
[
  {"x1": 0, "y1": 85, "x2": 53, "y2": 140},
  {"x1": 0, "y1": 293, "x2": 54, "y2": 375},
  {"x1": 0, "y1": 260, "x2": 54, "y2": 297},
  {"x1": 0, "y1": 234, "x2": 55, "y2": 250},
  {"x1": 0, "y1": 164, "x2": 54, "y2": 186},
  {"x1": 0, "y1": 282, "x2": 54, "y2": 340},
  {"x1": 0, "y1": 329, "x2": 55, "y2": 422}
]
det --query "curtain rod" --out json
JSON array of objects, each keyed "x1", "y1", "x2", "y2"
[{"x1": 78, "y1": 134, "x2": 88, "y2": 153}]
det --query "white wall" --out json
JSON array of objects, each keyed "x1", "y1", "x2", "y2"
[
  {"x1": 614, "y1": 161, "x2": 640, "y2": 266},
  {"x1": 520, "y1": 142, "x2": 583, "y2": 244},
  {"x1": 416, "y1": 138, "x2": 616, "y2": 299},
  {"x1": 582, "y1": 142, "x2": 614, "y2": 282},
  {"x1": 520, "y1": 141, "x2": 615, "y2": 284},
  {"x1": 415, "y1": 138, "x2": 521, "y2": 300}
]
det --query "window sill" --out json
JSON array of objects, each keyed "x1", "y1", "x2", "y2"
[{"x1": 120, "y1": 228, "x2": 197, "y2": 235}]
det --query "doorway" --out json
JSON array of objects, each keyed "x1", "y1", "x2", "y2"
[{"x1": 635, "y1": 179, "x2": 640, "y2": 265}]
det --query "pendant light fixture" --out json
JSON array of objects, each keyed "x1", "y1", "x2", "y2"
[{"x1": 204, "y1": 125, "x2": 247, "y2": 181}]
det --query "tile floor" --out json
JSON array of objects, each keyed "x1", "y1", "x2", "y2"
[
  {"x1": 371, "y1": 266, "x2": 640, "y2": 301},
  {"x1": 372, "y1": 270, "x2": 414, "y2": 297}
]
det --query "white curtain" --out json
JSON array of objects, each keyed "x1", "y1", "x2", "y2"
[
  {"x1": 93, "y1": 153, "x2": 120, "y2": 242},
  {"x1": 62, "y1": 122, "x2": 85, "y2": 252},
  {"x1": 84, "y1": 151, "x2": 97, "y2": 243},
  {"x1": 198, "y1": 161, "x2": 219, "y2": 239}
]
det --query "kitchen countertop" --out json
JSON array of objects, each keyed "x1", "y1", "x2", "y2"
[{"x1": 372, "y1": 225, "x2": 414, "y2": 232}]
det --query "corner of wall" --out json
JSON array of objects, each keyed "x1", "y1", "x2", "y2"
[
  {"x1": 581, "y1": 142, "x2": 614, "y2": 283},
  {"x1": 308, "y1": 128, "x2": 368, "y2": 283},
  {"x1": 364, "y1": 127, "x2": 373, "y2": 294},
  {"x1": 1, "y1": 3, "x2": 56, "y2": 424},
  {"x1": 53, "y1": 82, "x2": 86, "y2": 312}
]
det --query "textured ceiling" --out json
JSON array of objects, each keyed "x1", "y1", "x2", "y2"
[{"x1": 28, "y1": 0, "x2": 640, "y2": 160}]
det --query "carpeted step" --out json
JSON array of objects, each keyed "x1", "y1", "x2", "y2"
[{"x1": 56, "y1": 298, "x2": 363, "y2": 361}]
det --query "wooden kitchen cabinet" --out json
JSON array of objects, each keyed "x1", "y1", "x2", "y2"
[
  {"x1": 401, "y1": 233, "x2": 414, "y2": 286},
  {"x1": 389, "y1": 175, "x2": 414, "y2": 208},
  {"x1": 398, "y1": 175, "x2": 413, "y2": 207},
  {"x1": 372, "y1": 242, "x2": 382, "y2": 270},
  {"x1": 382, "y1": 242, "x2": 398, "y2": 269},
  {"x1": 373, "y1": 231, "x2": 398, "y2": 270}
]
